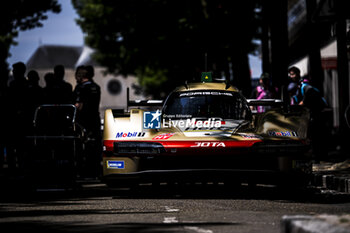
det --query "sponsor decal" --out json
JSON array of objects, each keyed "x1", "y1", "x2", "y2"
[
  {"x1": 116, "y1": 132, "x2": 146, "y2": 138},
  {"x1": 144, "y1": 108, "x2": 224, "y2": 130},
  {"x1": 268, "y1": 131, "x2": 298, "y2": 137},
  {"x1": 163, "y1": 118, "x2": 222, "y2": 129},
  {"x1": 179, "y1": 91, "x2": 233, "y2": 97},
  {"x1": 238, "y1": 133, "x2": 263, "y2": 139},
  {"x1": 144, "y1": 110, "x2": 161, "y2": 129},
  {"x1": 107, "y1": 160, "x2": 125, "y2": 169},
  {"x1": 163, "y1": 114, "x2": 192, "y2": 118},
  {"x1": 153, "y1": 133, "x2": 175, "y2": 140},
  {"x1": 191, "y1": 142, "x2": 226, "y2": 147}
]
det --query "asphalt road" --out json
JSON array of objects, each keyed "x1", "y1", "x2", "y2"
[{"x1": 1, "y1": 181, "x2": 350, "y2": 233}]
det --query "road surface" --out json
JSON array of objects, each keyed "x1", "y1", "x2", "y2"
[{"x1": 1, "y1": 181, "x2": 349, "y2": 233}]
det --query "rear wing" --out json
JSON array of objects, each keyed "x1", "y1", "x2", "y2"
[
  {"x1": 247, "y1": 99, "x2": 286, "y2": 114},
  {"x1": 127, "y1": 88, "x2": 163, "y2": 109},
  {"x1": 246, "y1": 99, "x2": 283, "y2": 106}
]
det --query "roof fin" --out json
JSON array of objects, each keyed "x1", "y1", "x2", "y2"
[{"x1": 225, "y1": 80, "x2": 231, "y2": 89}]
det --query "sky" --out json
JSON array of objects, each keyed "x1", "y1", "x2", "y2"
[
  {"x1": 7, "y1": 0, "x2": 84, "y2": 66},
  {"x1": 7, "y1": 0, "x2": 261, "y2": 78}
]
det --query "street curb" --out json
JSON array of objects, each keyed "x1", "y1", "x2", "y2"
[{"x1": 281, "y1": 215, "x2": 350, "y2": 233}]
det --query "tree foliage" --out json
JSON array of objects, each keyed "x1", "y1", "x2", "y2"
[
  {"x1": 73, "y1": 0, "x2": 259, "y2": 97},
  {"x1": 0, "y1": 0, "x2": 61, "y2": 89}
]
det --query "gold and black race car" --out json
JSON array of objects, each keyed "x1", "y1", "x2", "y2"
[{"x1": 102, "y1": 73, "x2": 311, "y2": 187}]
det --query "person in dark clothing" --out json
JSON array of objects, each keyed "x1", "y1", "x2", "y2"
[
  {"x1": 7, "y1": 62, "x2": 30, "y2": 171},
  {"x1": 296, "y1": 79, "x2": 327, "y2": 114},
  {"x1": 44, "y1": 72, "x2": 55, "y2": 87},
  {"x1": 27, "y1": 70, "x2": 40, "y2": 86},
  {"x1": 288, "y1": 67, "x2": 327, "y2": 113},
  {"x1": 288, "y1": 66, "x2": 301, "y2": 105},
  {"x1": 9, "y1": 62, "x2": 29, "y2": 91},
  {"x1": 43, "y1": 72, "x2": 55, "y2": 104},
  {"x1": 300, "y1": 79, "x2": 328, "y2": 162},
  {"x1": 289, "y1": 66, "x2": 328, "y2": 162},
  {"x1": 73, "y1": 65, "x2": 101, "y2": 177},
  {"x1": 8, "y1": 62, "x2": 29, "y2": 123},
  {"x1": 27, "y1": 70, "x2": 44, "y2": 127},
  {"x1": 53, "y1": 65, "x2": 73, "y2": 103},
  {"x1": 86, "y1": 65, "x2": 95, "y2": 80},
  {"x1": 74, "y1": 66, "x2": 101, "y2": 135}
]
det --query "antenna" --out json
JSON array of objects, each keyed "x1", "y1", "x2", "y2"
[
  {"x1": 184, "y1": 80, "x2": 189, "y2": 89},
  {"x1": 204, "y1": 52, "x2": 208, "y2": 71}
]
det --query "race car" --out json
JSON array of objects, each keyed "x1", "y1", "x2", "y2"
[{"x1": 102, "y1": 73, "x2": 312, "y2": 187}]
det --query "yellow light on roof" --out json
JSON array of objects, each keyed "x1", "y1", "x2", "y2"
[{"x1": 201, "y1": 72, "x2": 212, "y2": 82}]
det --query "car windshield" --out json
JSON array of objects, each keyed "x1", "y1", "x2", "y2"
[{"x1": 162, "y1": 90, "x2": 251, "y2": 120}]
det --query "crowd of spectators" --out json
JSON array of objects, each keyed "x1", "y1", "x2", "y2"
[{"x1": 1, "y1": 62, "x2": 101, "y2": 178}]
